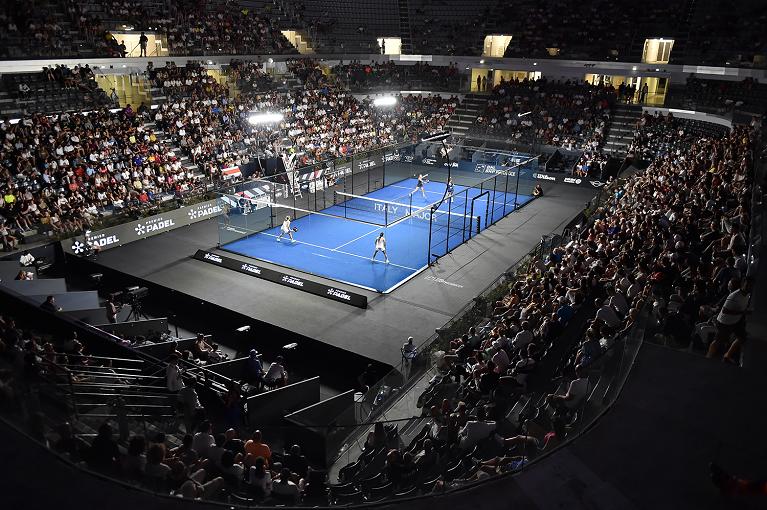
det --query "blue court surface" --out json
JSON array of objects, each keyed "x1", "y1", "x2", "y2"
[{"x1": 222, "y1": 178, "x2": 533, "y2": 293}]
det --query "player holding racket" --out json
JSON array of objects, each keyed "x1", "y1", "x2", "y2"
[
  {"x1": 446, "y1": 177, "x2": 455, "y2": 204},
  {"x1": 410, "y1": 173, "x2": 429, "y2": 200},
  {"x1": 276, "y1": 215, "x2": 297, "y2": 242},
  {"x1": 372, "y1": 232, "x2": 389, "y2": 263}
]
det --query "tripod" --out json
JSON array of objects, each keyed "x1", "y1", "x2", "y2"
[{"x1": 125, "y1": 299, "x2": 150, "y2": 321}]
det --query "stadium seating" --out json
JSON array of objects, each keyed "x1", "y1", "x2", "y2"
[{"x1": 471, "y1": 77, "x2": 616, "y2": 153}]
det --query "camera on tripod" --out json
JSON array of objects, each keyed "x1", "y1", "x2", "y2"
[{"x1": 109, "y1": 286, "x2": 150, "y2": 321}]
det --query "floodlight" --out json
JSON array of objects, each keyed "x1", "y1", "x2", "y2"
[
  {"x1": 421, "y1": 131, "x2": 451, "y2": 143},
  {"x1": 248, "y1": 112, "x2": 284, "y2": 125},
  {"x1": 373, "y1": 96, "x2": 397, "y2": 107}
]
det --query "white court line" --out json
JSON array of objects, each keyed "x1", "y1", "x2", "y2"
[
  {"x1": 333, "y1": 226, "x2": 382, "y2": 250},
  {"x1": 312, "y1": 252, "x2": 333, "y2": 259},
  {"x1": 257, "y1": 232, "x2": 420, "y2": 271}
]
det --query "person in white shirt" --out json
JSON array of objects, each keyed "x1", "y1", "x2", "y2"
[
  {"x1": 276, "y1": 215, "x2": 295, "y2": 242},
  {"x1": 708, "y1": 278, "x2": 750, "y2": 362},
  {"x1": 166, "y1": 354, "x2": 184, "y2": 392},
  {"x1": 594, "y1": 299, "x2": 621, "y2": 328},
  {"x1": 458, "y1": 408, "x2": 497, "y2": 450},
  {"x1": 512, "y1": 322, "x2": 534, "y2": 350},
  {"x1": 546, "y1": 366, "x2": 589, "y2": 411},
  {"x1": 371, "y1": 232, "x2": 389, "y2": 263},
  {"x1": 264, "y1": 356, "x2": 288, "y2": 387},
  {"x1": 192, "y1": 421, "x2": 215, "y2": 459},
  {"x1": 271, "y1": 468, "x2": 300, "y2": 503},
  {"x1": 605, "y1": 285, "x2": 629, "y2": 315}
]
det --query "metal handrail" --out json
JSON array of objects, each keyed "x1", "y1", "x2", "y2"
[
  {"x1": 62, "y1": 372, "x2": 163, "y2": 380},
  {"x1": 57, "y1": 383, "x2": 166, "y2": 390},
  {"x1": 73, "y1": 392, "x2": 173, "y2": 399},
  {"x1": 60, "y1": 364, "x2": 144, "y2": 372},
  {"x1": 63, "y1": 354, "x2": 145, "y2": 364}
]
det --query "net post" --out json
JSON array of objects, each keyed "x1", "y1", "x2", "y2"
[
  {"x1": 490, "y1": 175, "x2": 498, "y2": 224},
  {"x1": 269, "y1": 187, "x2": 275, "y2": 228},
  {"x1": 514, "y1": 158, "x2": 521, "y2": 210},
  {"x1": 475, "y1": 215, "x2": 480, "y2": 234},
  {"x1": 427, "y1": 205, "x2": 434, "y2": 266},
  {"x1": 445, "y1": 196, "x2": 451, "y2": 254},
  {"x1": 502, "y1": 164, "x2": 510, "y2": 216},
  {"x1": 462, "y1": 188, "x2": 469, "y2": 243}
]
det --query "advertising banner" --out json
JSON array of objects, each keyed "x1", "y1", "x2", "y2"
[
  {"x1": 63, "y1": 199, "x2": 224, "y2": 255},
  {"x1": 193, "y1": 250, "x2": 367, "y2": 308}
]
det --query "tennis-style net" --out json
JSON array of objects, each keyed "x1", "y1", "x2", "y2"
[{"x1": 334, "y1": 191, "x2": 415, "y2": 226}]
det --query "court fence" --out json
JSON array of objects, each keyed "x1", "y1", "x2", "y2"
[{"x1": 213, "y1": 141, "x2": 540, "y2": 276}]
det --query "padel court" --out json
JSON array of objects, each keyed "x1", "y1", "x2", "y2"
[{"x1": 220, "y1": 177, "x2": 533, "y2": 293}]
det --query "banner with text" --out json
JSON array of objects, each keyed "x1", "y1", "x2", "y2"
[
  {"x1": 193, "y1": 250, "x2": 367, "y2": 308},
  {"x1": 63, "y1": 200, "x2": 224, "y2": 255}
]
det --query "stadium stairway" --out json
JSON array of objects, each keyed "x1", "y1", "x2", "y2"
[
  {"x1": 398, "y1": 0, "x2": 413, "y2": 54},
  {"x1": 446, "y1": 94, "x2": 487, "y2": 138},
  {"x1": 603, "y1": 104, "x2": 642, "y2": 157},
  {"x1": 141, "y1": 120, "x2": 208, "y2": 182}
]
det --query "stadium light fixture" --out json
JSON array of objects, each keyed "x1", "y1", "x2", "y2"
[
  {"x1": 248, "y1": 112, "x2": 284, "y2": 125},
  {"x1": 373, "y1": 96, "x2": 397, "y2": 107},
  {"x1": 421, "y1": 131, "x2": 451, "y2": 143}
]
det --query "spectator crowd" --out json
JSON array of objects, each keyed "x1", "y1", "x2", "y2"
[{"x1": 473, "y1": 77, "x2": 616, "y2": 152}]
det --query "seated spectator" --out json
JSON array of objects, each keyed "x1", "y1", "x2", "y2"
[
  {"x1": 178, "y1": 470, "x2": 225, "y2": 500},
  {"x1": 458, "y1": 407, "x2": 497, "y2": 450},
  {"x1": 244, "y1": 430, "x2": 272, "y2": 466},
  {"x1": 88, "y1": 423, "x2": 120, "y2": 471},
  {"x1": 248, "y1": 456, "x2": 272, "y2": 496},
  {"x1": 284, "y1": 444, "x2": 309, "y2": 479},
  {"x1": 145, "y1": 443, "x2": 172, "y2": 481},
  {"x1": 122, "y1": 435, "x2": 147, "y2": 477},
  {"x1": 169, "y1": 434, "x2": 199, "y2": 468},
  {"x1": 402, "y1": 337, "x2": 418, "y2": 361},
  {"x1": 191, "y1": 333, "x2": 213, "y2": 361},
  {"x1": 546, "y1": 366, "x2": 589, "y2": 412},
  {"x1": 272, "y1": 467, "x2": 300, "y2": 503},
  {"x1": 192, "y1": 421, "x2": 215, "y2": 460}
]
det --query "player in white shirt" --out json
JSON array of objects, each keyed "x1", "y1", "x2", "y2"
[
  {"x1": 372, "y1": 232, "x2": 389, "y2": 263},
  {"x1": 410, "y1": 174, "x2": 428, "y2": 200},
  {"x1": 276, "y1": 215, "x2": 296, "y2": 242}
]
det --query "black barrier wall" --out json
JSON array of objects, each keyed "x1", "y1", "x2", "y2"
[{"x1": 193, "y1": 250, "x2": 368, "y2": 308}]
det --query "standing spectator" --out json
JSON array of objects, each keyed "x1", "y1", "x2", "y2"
[
  {"x1": 105, "y1": 297, "x2": 119, "y2": 324},
  {"x1": 166, "y1": 354, "x2": 184, "y2": 392},
  {"x1": 139, "y1": 32, "x2": 149, "y2": 57},
  {"x1": 245, "y1": 349, "x2": 264, "y2": 388},
  {"x1": 263, "y1": 355, "x2": 288, "y2": 388}
]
